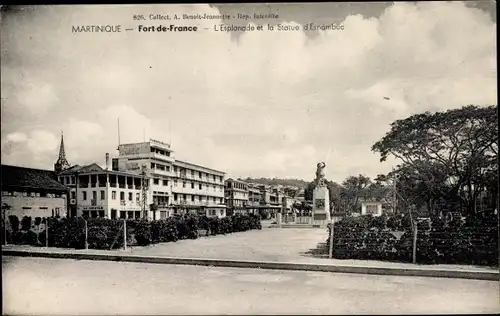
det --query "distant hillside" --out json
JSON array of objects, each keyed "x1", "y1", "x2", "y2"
[{"x1": 239, "y1": 177, "x2": 310, "y2": 189}]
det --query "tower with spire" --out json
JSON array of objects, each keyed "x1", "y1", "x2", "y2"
[{"x1": 54, "y1": 131, "x2": 71, "y2": 173}]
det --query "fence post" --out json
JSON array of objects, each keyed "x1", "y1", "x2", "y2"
[
  {"x1": 328, "y1": 218, "x2": 335, "y2": 259},
  {"x1": 45, "y1": 221, "x2": 49, "y2": 248},
  {"x1": 412, "y1": 222, "x2": 418, "y2": 264},
  {"x1": 84, "y1": 219, "x2": 88, "y2": 250},
  {"x1": 123, "y1": 219, "x2": 127, "y2": 251},
  {"x1": 4, "y1": 217, "x2": 7, "y2": 246}
]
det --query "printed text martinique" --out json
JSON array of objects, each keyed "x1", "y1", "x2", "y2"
[{"x1": 72, "y1": 25, "x2": 122, "y2": 33}]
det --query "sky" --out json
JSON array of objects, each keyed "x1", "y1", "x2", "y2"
[{"x1": 0, "y1": 2, "x2": 497, "y2": 183}]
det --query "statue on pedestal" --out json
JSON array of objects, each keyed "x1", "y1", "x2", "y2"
[
  {"x1": 312, "y1": 161, "x2": 330, "y2": 225},
  {"x1": 315, "y1": 161, "x2": 326, "y2": 187}
]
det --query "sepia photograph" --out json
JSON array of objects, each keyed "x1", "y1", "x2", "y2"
[{"x1": 1, "y1": 1, "x2": 498, "y2": 315}]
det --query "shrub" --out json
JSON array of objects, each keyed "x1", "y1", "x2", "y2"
[
  {"x1": 8, "y1": 215, "x2": 19, "y2": 233},
  {"x1": 21, "y1": 216, "x2": 32, "y2": 231},
  {"x1": 22, "y1": 230, "x2": 39, "y2": 246},
  {"x1": 133, "y1": 220, "x2": 152, "y2": 246},
  {"x1": 326, "y1": 214, "x2": 498, "y2": 266},
  {"x1": 184, "y1": 214, "x2": 199, "y2": 239},
  {"x1": 151, "y1": 218, "x2": 178, "y2": 243},
  {"x1": 209, "y1": 217, "x2": 220, "y2": 235}
]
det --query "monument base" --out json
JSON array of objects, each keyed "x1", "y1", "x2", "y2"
[{"x1": 312, "y1": 185, "x2": 331, "y2": 227}]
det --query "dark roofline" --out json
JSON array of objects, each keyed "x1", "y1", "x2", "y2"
[
  {"x1": 2, "y1": 184, "x2": 69, "y2": 192},
  {"x1": 1, "y1": 164, "x2": 56, "y2": 174},
  {"x1": 1, "y1": 164, "x2": 68, "y2": 191}
]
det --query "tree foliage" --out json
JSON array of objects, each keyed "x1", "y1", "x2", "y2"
[{"x1": 372, "y1": 105, "x2": 498, "y2": 215}]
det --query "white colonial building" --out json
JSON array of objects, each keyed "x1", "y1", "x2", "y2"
[
  {"x1": 57, "y1": 163, "x2": 147, "y2": 220},
  {"x1": 111, "y1": 138, "x2": 227, "y2": 218}
]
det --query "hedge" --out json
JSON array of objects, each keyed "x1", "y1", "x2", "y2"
[
  {"x1": 326, "y1": 214, "x2": 499, "y2": 266},
  {"x1": 2, "y1": 213, "x2": 262, "y2": 249}
]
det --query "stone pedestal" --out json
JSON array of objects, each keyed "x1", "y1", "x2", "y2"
[{"x1": 312, "y1": 185, "x2": 331, "y2": 226}]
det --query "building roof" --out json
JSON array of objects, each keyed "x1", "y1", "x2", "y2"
[
  {"x1": 1, "y1": 164, "x2": 68, "y2": 192},
  {"x1": 225, "y1": 178, "x2": 248, "y2": 185},
  {"x1": 59, "y1": 163, "x2": 148, "y2": 178},
  {"x1": 174, "y1": 159, "x2": 225, "y2": 175},
  {"x1": 58, "y1": 163, "x2": 103, "y2": 175}
]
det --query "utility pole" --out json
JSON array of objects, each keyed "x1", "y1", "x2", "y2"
[
  {"x1": 141, "y1": 165, "x2": 148, "y2": 220},
  {"x1": 392, "y1": 167, "x2": 397, "y2": 215}
]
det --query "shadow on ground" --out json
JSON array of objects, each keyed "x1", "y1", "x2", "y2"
[{"x1": 300, "y1": 242, "x2": 330, "y2": 259}]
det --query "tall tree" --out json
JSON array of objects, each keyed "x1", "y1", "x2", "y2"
[
  {"x1": 340, "y1": 174, "x2": 372, "y2": 213},
  {"x1": 372, "y1": 105, "x2": 498, "y2": 215}
]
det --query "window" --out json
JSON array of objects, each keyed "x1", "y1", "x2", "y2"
[
  {"x1": 183, "y1": 181, "x2": 186, "y2": 188},
  {"x1": 174, "y1": 193, "x2": 178, "y2": 201},
  {"x1": 199, "y1": 183, "x2": 202, "y2": 190},
  {"x1": 174, "y1": 180, "x2": 178, "y2": 186},
  {"x1": 213, "y1": 175, "x2": 216, "y2": 181},
  {"x1": 174, "y1": 166, "x2": 177, "y2": 172},
  {"x1": 191, "y1": 195, "x2": 195, "y2": 202},
  {"x1": 82, "y1": 191, "x2": 87, "y2": 200},
  {"x1": 166, "y1": 166, "x2": 170, "y2": 171},
  {"x1": 160, "y1": 211, "x2": 167, "y2": 219},
  {"x1": 71, "y1": 191, "x2": 76, "y2": 199},
  {"x1": 128, "y1": 192, "x2": 133, "y2": 201},
  {"x1": 183, "y1": 194, "x2": 187, "y2": 200},
  {"x1": 136, "y1": 193, "x2": 140, "y2": 202},
  {"x1": 191, "y1": 170, "x2": 194, "y2": 177},
  {"x1": 163, "y1": 180, "x2": 168, "y2": 186},
  {"x1": 191, "y1": 182, "x2": 195, "y2": 189},
  {"x1": 151, "y1": 163, "x2": 156, "y2": 169},
  {"x1": 153, "y1": 178, "x2": 159, "y2": 185},
  {"x1": 92, "y1": 191, "x2": 97, "y2": 200},
  {"x1": 199, "y1": 171, "x2": 202, "y2": 178},
  {"x1": 120, "y1": 192, "x2": 125, "y2": 201},
  {"x1": 120, "y1": 211, "x2": 126, "y2": 219},
  {"x1": 112, "y1": 191, "x2": 117, "y2": 200},
  {"x1": 199, "y1": 195, "x2": 202, "y2": 201},
  {"x1": 100, "y1": 190, "x2": 105, "y2": 200}
]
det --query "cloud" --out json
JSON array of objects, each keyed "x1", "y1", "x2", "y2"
[
  {"x1": 0, "y1": 2, "x2": 496, "y2": 183},
  {"x1": 6, "y1": 132, "x2": 28, "y2": 143}
]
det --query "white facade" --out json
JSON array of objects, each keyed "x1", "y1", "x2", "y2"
[
  {"x1": 2, "y1": 193, "x2": 66, "y2": 219},
  {"x1": 58, "y1": 167, "x2": 146, "y2": 219},
  {"x1": 112, "y1": 139, "x2": 227, "y2": 219},
  {"x1": 361, "y1": 201, "x2": 383, "y2": 217},
  {"x1": 225, "y1": 179, "x2": 249, "y2": 213}
]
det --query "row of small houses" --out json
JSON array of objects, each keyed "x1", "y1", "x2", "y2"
[{"x1": 1, "y1": 164, "x2": 302, "y2": 221}]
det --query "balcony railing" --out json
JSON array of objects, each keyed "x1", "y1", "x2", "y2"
[
  {"x1": 119, "y1": 184, "x2": 126, "y2": 189},
  {"x1": 91, "y1": 199, "x2": 97, "y2": 206},
  {"x1": 120, "y1": 200, "x2": 126, "y2": 206},
  {"x1": 128, "y1": 185, "x2": 134, "y2": 189}
]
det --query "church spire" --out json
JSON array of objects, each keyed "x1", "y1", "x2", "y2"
[{"x1": 54, "y1": 131, "x2": 70, "y2": 173}]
